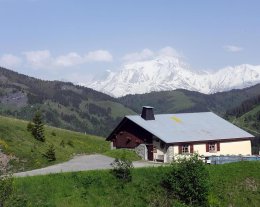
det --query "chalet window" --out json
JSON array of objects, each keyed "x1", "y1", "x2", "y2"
[
  {"x1": 209, "y1": 143, "x2": 216, "y2": 152},
  {"x1": 206, "y1": 142, "x2": 220, "y2": 152},
  {"x1": 182, "y1": 144, "x2": 189, "y2": 154},
  {"x1": 178, "y1": 144, "x2": 193, "y2": 154}
]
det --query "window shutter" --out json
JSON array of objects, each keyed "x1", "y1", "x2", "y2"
[
  {"x1": 190, "y1": 144, "x2": 194, "y2": 153},
  {"x1": 178, "y1": 145, "x2": 182, "y2": 154},
  {"x1": 217, "y1": 142, "x2": 220, "y2": 151},
  {"x1": 206, "y1": 143, "x2": 209, "y2": 152}
]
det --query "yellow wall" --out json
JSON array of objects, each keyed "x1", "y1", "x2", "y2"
[
  {"x1": 164, "y1": 140, "x2": 251, "y2": 163},
  {"x1": 193, "y1": 140, "x2": 251, "y2": 156}
]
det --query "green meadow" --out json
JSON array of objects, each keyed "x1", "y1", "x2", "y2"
[{"x1": 5, "y1": 161, "x2": 260, "y2": 207}]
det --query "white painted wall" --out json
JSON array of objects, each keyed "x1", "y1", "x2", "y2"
[
  {"x1": 166, "y1": 146, "x2": 175, "y2": 163},
  {"x1": 153, "y1": 140, "x2": 166, "y2": 161}
]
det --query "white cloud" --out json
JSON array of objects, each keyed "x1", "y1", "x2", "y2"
[
  {"x1": 123, "y1": 49, "x2": 154, "y2": 62},
  {"x1": 122, "y1": 46, "x2": 181, "y2": 63},
  {"x1": 55, "y1": 52, "x2": 83, "y2": 67},
  {"x1": 85, "y1": 50, "x2": 113, "y2": 62},
  {"x1": 223, "y1": 45, "x2": 243, "y2": 52},
  {"x1": 22, "y1": 49, "x2": 113, "y2": 69},
  {"x1": 0, "y1": 54, "x2": 22, "y2": 68},
  {"x1": 23, "y1": 50, "x2": 52, "y2": 68}
]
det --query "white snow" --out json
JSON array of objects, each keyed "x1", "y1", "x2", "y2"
[{"x1": 87, "y1": 56, "x2": 260, "y2": 97}]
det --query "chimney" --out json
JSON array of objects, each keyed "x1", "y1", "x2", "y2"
[{"x1": 141, "y1": 106, "x2": 155, "y2": 120}]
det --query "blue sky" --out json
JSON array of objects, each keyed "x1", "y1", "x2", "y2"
[{"x1": 0, "y1": 0, "x2": 259, "y2": 83}]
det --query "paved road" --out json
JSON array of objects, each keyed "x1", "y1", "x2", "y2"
[{"x1": 14, "y1": 154, "x2": 160, "y2": 177}]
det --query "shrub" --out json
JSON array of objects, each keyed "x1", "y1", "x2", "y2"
[
  {"x1": 110, "y1": 158, "x2": 133, "y2": 182},
  {"x1": 67, "y1": 140, "x2": 74, "y2": 147},
  {"x1": 0, "y1": 164, "x2": 13, "y2": 207},
  {"x1": 42, "y1": 144, "x2": 56, "y2": 162},
  {"x1": 0, "y1": 175, "x2": 13, "y2": 207},
  {"x1": 60, "y1": 140, "x2": 65, "y2": 148},
  {"x1": 26, "y1": 122, "x2": 33, "y2": 132},
  {"x1": 162, "y1": 154, "x2": 209, "y2": 207}
]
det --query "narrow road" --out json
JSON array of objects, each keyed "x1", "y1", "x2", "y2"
[{"x1": 14, "y1": 154, "x2": 160, "y2": 177}]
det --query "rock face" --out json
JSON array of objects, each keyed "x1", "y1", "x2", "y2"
[
  {"x1": 0, "y1": 152, "x2": 13, "y2": 173},
  {"x1": 88, "y1": 56, "x2": 260, "y2": 97}
]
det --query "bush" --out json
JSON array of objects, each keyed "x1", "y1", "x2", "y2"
[
  {"x1": 67, "y1": 140, "x2": 74, "y2": 147},
  {"x1": 110, "y1": 158, "x2": 133, "y2": 183},
  {"x1": 26, "y1": 122, "x2": 33, "y2": 132},
  {"x1": 162, "y1": 154, "x2": 209, "y2": 207},
  {"x1": 60, "y1": 140, "x2": 65, "y2": 148},
  {"x1": 0, "y1": 165, "x2": 13, "y2": 207},
  {"x1": 42, "y1": 144, "x2": 56, "y2": 162}
]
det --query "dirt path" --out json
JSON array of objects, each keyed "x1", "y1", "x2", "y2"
[{"x1": 14, "y1": 154, "x2": 160, "y2": 177}]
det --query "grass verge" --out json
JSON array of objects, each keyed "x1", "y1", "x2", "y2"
[
  {"x1": 103, "y1": 149, "x2": 141, "y2": 161},
  {"x1": 5, "y1": 161, "x2": 260, "y2": 207}
]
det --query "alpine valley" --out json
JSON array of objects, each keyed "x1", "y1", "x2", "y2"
[{"x1": 88, "y1": 56, "x2": 260, "y2": 97}]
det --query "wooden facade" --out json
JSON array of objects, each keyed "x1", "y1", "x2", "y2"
[{"x1": 109, "y1": 118, "x2": 153, "y2": 148}]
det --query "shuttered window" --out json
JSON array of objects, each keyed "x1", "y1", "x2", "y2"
[
  {"x1": 206, "y1": 142, "x2": 220, "y2": 152},
  {"x1": 217, "y1": 142, "x2": 220, "y2": 151},
  {"x1": 178, "y1": 145, "x2": 182, "y2": 154},
  {"x1": 206, "y1": 143, "x2": 209, "y2": 152},
  {"x1": 190, "y1": 144, "x2": 194, "y2": 153},
  {"x1": 178, "y1": 144, "x2": 193, "y2": 154}
]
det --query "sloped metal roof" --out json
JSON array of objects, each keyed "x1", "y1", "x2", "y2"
[{"x1": 126, "y1": 112, "x2": 254, "y2": 143}]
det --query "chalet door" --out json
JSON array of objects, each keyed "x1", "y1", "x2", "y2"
[{"x1": 146, "y1": 145, "x2": 153, "y2": 161}]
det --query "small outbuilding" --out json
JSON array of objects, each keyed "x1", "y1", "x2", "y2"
[{"x1": 106, "y1": 106, "x2": 254, "y2": 163}]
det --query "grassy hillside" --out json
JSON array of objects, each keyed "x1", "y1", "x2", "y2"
[
  {"x1": 230, "y1": 105, "x2": 260, "y2": 134},
  {"x1": 0, "y1": 66, "x2": 135, "y2": 136},
  {"x1": 227, "y1": 104, "x2": 260, "y2": 154},
  {"x1": 118, "y1": 84, "x2": 260, "y2": 115},
  {"x1": 0, "y1": 115, "x2": 110, "y2": 172},
  {"x1": 5, "y1": 161, "x2": 260, "y2": 207}
]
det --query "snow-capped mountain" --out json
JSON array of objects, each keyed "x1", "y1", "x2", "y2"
[{"x1": 88, "y1": 56, "x2": 260, "y2": 97}]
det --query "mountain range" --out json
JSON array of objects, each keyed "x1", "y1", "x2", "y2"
[
  {"x1": 88, "y1": 56, "x2": 260, "y2": 97},
  {"x1": 0, "y1": 66, "x2": 259, "y2": 140}
]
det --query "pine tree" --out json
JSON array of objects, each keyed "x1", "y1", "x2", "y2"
[
  {"x1": 42, "y1": 144, "x2": 56, "y2": 161},
  {"x1": 31, "y1": 111, "x2": 45, "y2": 142}
]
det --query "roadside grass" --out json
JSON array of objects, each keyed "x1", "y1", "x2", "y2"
[
  {"x1": 0, "y1": 115, "x2": 110, "y2": 172},
  {"x1": 7, "y1": 167, "x2": 170, "y2": 207},
  {"x1": 103, "y1": 148, "x2": 141, "y2": 161},
  {"x1": 6, "y1": 161, "x2": 260, "y2": 207}
]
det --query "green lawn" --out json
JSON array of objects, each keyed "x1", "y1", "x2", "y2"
[
  {"x1": 103, "y1": 148, "x2": 141, "y2": 161},
  {"x1": 6, "y1": 161, "x2": 260, "y2": 207}
]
